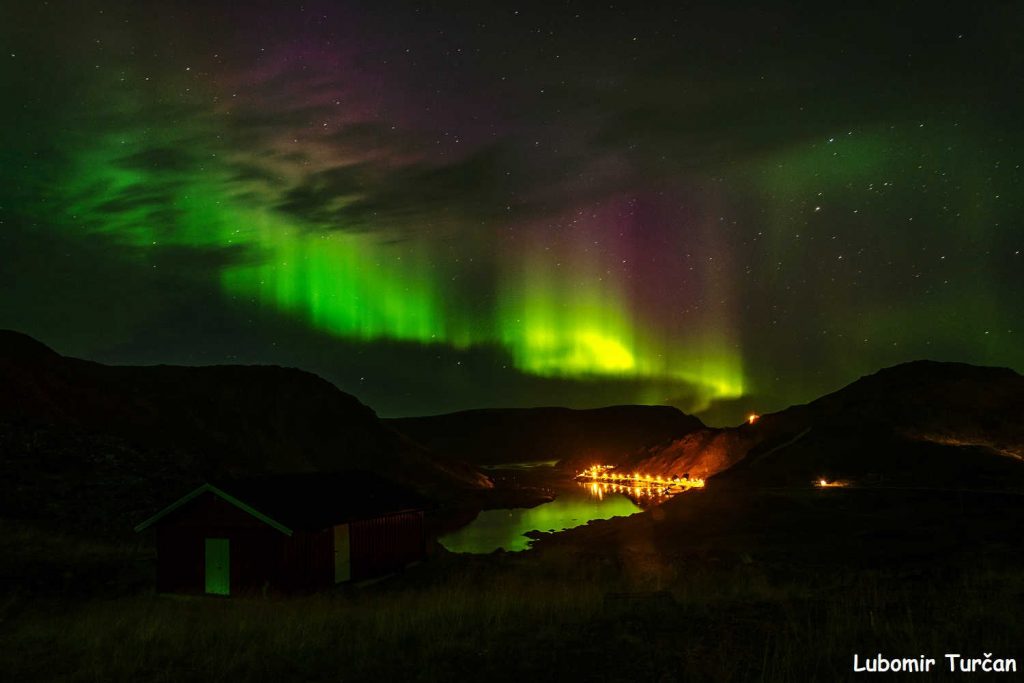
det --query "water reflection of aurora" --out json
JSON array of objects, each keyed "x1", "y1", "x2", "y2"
[{"x1": 439, "y1": 486, "x2": 643, "y2": 553}]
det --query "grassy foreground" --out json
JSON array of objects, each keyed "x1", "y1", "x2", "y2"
[{"x1": 1, "y1": 518, "x2": 1021, "y2": 683}]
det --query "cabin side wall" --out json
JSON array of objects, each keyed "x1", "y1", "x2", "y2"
[
  {"x1": 154, "y1": 492, "x2": 291, "y2": 595},
  {"x1": 151, "y1": 493, "x2": 425, "y2": 593},
  {"x1": 281, "y1": 527, "x2": 333, "y2": 592},
  {"x1": 349, "y1": 511, "x2": 425, "y2": 581}
]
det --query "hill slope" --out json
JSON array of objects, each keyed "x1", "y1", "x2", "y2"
[
  {"x1": 0, "y1": 330, "x2": 487, "y2": 533},
  {"x1": 535, "y1": 361, "x2": 1024, "y2": 573},
  {"x1": 629, "y1": 360, "x2": 1024, "y2": 490}
]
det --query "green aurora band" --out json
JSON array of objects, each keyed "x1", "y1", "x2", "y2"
[
  {"x1": 31, "y1": 108, "x2": 1020, "y2": 417},
  {"x1": 47, "y1": 121, "x2": 746, "y2": 409},
  {"x1": 5, "y1": 20, "x2": 1019, "y2": 422}
]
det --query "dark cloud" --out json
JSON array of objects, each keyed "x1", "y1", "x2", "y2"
[
  {"x1": 93, "y1": 186, "x2": 185, "y2": 216},
  {"x1": 228, "y1": 162, "x2": 286, "y2": 185},
  {"x1": 118, "y1": 147, "x2": 199, "y2": 173},
  {"x1": 273, "y1": 143, "x2": 570, "y2": 233}
]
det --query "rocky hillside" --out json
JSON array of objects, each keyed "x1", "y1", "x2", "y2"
[
  {"x1": 620, "y1": 428, "x2": 756, "y2": 481},
  {"x1": 630, "y1": 360, "x2": 1024, "y2": 490}
]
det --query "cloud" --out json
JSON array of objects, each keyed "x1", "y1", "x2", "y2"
[
  {"x1": 118, "y1": 146, "x2": 200, "y2": 174},
  {"x1": 264, "y1": 140, "x2": 578, "y2": 235}
]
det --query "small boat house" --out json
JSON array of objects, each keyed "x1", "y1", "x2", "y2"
[{"x1": 135, "y1": 472, "x2": 427, "y2": 595}]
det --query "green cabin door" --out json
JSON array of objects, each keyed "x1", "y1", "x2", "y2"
[
  {"x1": 204, "y1": 538, "x2": 230, "y2": 595},
  {"x1": 334, "y1": 524, "x2": 351, "y2": 583}
]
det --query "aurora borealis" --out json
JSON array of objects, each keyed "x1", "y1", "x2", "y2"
[{"x1": 2, "y1": 1, "x2": 1021, "y2": 423}]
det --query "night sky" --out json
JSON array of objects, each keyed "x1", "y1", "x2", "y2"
[{"x1": 2, "y1": 1, "x2": 1022, "y2": 425}]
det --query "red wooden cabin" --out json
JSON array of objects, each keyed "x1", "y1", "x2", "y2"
[{"x1": 135, "y1": 472, "x2": 426, "y2": 595}]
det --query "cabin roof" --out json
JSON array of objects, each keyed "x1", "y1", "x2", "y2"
[{"x1": 134, "y1": 471, "x2": 427, "y2": 535}]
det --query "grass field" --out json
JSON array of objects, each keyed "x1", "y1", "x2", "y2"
[{"x1": 2, "y1": 515, "x2": 1022, "y2": 682}]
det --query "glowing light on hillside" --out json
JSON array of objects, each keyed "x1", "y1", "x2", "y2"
[
  {"x1": 815, "y1": 478, "x2": 849, "y2": 488},
  {"x1": 748, "y1": 414, "x2": 759, "y2": 424}
]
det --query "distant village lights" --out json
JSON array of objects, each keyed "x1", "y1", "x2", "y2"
[{"x1": 577, "y1": 465, "x2": 705, "y2": 492}]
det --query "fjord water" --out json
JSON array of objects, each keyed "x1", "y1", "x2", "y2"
[{"x1": 440, "y1": 483, "x2": 643, "y2": 553}]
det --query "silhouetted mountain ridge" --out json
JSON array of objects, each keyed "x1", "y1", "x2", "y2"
[
  {"x1": 3, "y1": 330, "x2": 1021, "y2": 533},
  {"x1": 387, "y1": 405, "x2": 705, "y2": 468},
  {"x1": 0, "y1": 329, "x2": 61, "y2": 360},
  {"x1": 0, "y1": 330, "x2": 487, "y2": 533},
  {"x1": 633, "y1": 359, "x2": 1024, "y2": 490}
]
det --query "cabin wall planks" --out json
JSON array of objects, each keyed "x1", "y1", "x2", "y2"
[{"x1": 148, "y1": 490, "x2": 425, "y2": 595}]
